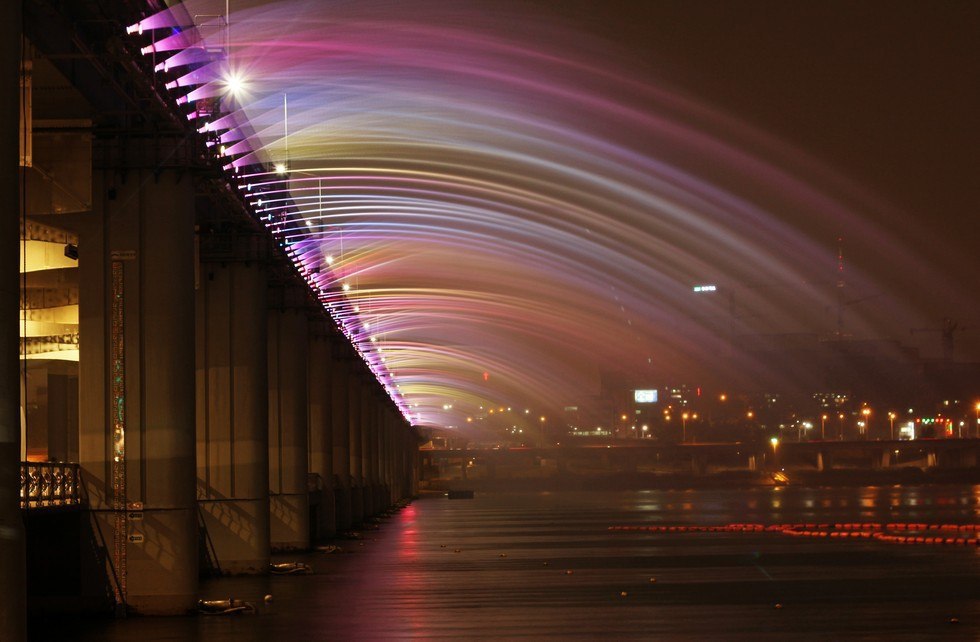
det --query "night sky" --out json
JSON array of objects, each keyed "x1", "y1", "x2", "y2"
[{"x1": 140, "y1": 0, "x2": 980, "y2": 430}]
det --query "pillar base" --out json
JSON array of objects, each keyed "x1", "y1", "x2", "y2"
[
  {"x1": 315, "y1": 492, "x2": 337, "y2": 541},
  {"x1": 270, "y1": 492, "x2": 310, "y2": 551},
  {"x1": 198, "y1": 498, "x2": 269, "y2": 575},
  {"x1": 362, "y1": 484, "x2": 376, "y2": 519},
  {"x1": 334, "y1": 486, "x2": 352, "y2": 532},
  {"x1": 350, "y1": 485, "x2": 364, "y2": 526}
]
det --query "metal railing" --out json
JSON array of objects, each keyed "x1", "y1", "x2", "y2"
[{"x1": 20, "y1": 461, "x2": 81, "y2": 509}]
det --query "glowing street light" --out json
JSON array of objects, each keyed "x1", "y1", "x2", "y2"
[
  {"x1": 838, "y1": 413, "x2": 845, "y2": 440},
  {"x1": 861, "y1": 407, "x2": 871, "y2": 440},
  {"x1": 888, "y1": 411, "x2": 896, "y2": 440},
  {"x1": 821, "y1": 414, "x2": 828, "y2": 440},
  {"x1": 681, "y1": 412, "x2": 690, "y2": 443}
]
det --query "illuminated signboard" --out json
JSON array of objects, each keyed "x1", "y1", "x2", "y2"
[{"x1": 634, "y1": 389, "x2": 658, "y2": 404}]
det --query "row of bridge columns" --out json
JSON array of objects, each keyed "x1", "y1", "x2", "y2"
[
  {"x1": 2, "y1": 9, "x2": 420, "y2": 635},
  {"x1": 2, "y1": 107, "x2": 415, "y2": 642},
  {"x1": 72, "y1": 160, "x2": 417, "y2": 613}
]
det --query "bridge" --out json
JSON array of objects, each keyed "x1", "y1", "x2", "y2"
[
  {"x1": 1, "y1": 2, "x2": 426, "y2": 631},
  {"x1": 421, "y1": 439, "x2": 980, "y2": 485},
  {"x1": 2, "y1": 1, "x2": 979, "y2": 640}
]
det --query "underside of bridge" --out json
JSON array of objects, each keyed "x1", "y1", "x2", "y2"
[{"x1": 2, "y1": 1, "x2": 420, "y2": 632}]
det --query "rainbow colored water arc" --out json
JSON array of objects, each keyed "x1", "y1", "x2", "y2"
[{"x1": 125, "y1": 1, "x2": 950, "y2": 430}]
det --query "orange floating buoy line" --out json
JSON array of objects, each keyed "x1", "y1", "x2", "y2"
[{"x1": 608, "y1": 523, "x2": 980, "y2": 546}]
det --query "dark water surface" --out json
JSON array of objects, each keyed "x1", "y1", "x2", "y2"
[{"x1": 32, "y1": 485, "x2": 980, "y2": 640}]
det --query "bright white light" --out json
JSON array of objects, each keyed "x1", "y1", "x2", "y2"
[
  {"x1": 342, "y1": 283, "x2": 350, "y2": 292},
  {"x1": 274, "y1": 163, "x2": 287, "y2": 175},
  {"x1": 325, "y1": 255, "x2": 335, "y2": 265},
  {"x1": 225, "y1": 72, "x2": 246, "y2": 96}
]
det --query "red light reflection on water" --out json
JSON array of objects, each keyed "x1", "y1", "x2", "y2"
[{"x1": 398, "y1": 505, "x2": 419, "y2": 561}]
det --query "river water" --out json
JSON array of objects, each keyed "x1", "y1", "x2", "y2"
[{"x1": 31, "y1": 485, "x2": 980, "y2": 640}]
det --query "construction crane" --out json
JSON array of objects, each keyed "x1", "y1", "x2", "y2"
[{"x1": 910, "y1": 317, "x2": 972, "y2": 361}]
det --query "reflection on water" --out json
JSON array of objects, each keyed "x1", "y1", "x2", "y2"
[{"x1": 29, "y1": 485, "x2": 980, "y2": 641}]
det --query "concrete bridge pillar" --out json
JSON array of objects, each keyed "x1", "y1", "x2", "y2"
[
  {"x1": 371, "y1": 396, "x2": 387, "y2": 514},
  {"x1": 409, "y1": 426, "x2": 420, "y2": 496},
  {"x1": 196, "y1": 258, "x2": 270, "y2": 574},
  {"x1": 267, "y1": 306, "x2": 309, "y2": 551},
  {"x1": 690, "y1": 455, "x2": 707, "y2": 476},
  {"x1": 307, "y1": 326, "x2": 336, "y2": 541},
  {"x1": 348, "y1": 371, "x2": 364, "y2": 525},
  {"x1": 359, "y1": 382, "x2": 375, "y2": 518},
  {"x1": 877, "y1": 450, "x2": 891, "y2": 469},
  {"x1": 331, "y1": 354, "x2": 352, "y2": 531},
  {"x1": 387, "y1": 409, "x2": 405, "y2": 498},
  {"x1": 380, "y1": 405, "x2": 393, "y2": 506},
  {"x1": 79, "y1": 147, "x2": 198, "y2": 613},
  {"x1": 373, "y1": 401, "x2": 387, "y2": 510},
  {"x1": 926, "y1": 451, "x2": 938, "y2": 469},
  {"x1": 816, "y1": 451, "x2": 829, "y2": 471},
  {"x1": 1, "y1": 3, "x2": 26, "y2": 636},
  {"x1": 747, "y1": 454, "x2": 757, "y2": 471}
]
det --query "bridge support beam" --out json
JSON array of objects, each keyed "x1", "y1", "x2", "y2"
[
  {"x1": 308, "y1": 326, "x2": 336, "y2": 541},
  {"x1": 331, "y1": 355, "x2": 352, "y2": 531},
  {"x1": 690, "y1": 455, "x2": 707, "y2": 476},
  {"x1": 1, "y1": 3, "x2": 26, "y2": 636},
  {"x1": 381, "y1": 405, "x2": 394, "y2": 506},
  {"x1": 79, "y1": 151, "x2": 198, "y2": 613},
  {"x1": 374, "y1": 400, "x2": 386, "y2": 512},
  {"x1": 196, "y1": 260, "x2": 270, "y2": 574},
  {"x1": 348, "y1": 373, "x2": 364, "y2": 525},
  {"x1": 268, "y1": 307, "x2": 309, "y2": 551},
  {"x1": 877, "y1": 450, "x2": 890, "y2": 469},
  {"x1": 816, "y1": 451, "x2": 828, "y2": 472}
]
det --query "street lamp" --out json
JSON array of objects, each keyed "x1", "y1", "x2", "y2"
[
  {"x1": 821, "y1": 414, "x2": 828, "y2": 440},
  {"x1": 888, "y1": 412, "x2": 896, "y2": 440},
  {"x1": 838, "y1": 413, "x2": 845, "y2": 440},
  {"x1": 681, "y1": 412, "x2": 690, "y2": 443},
  {"x1": 974, "y1": 402, "x2": 980, "y2": 439},
  {"x1": 861, "y1": 407, "x2": 871, "y2": 440}
]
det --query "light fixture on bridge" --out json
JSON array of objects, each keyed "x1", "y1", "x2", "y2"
[
  {"x1": 275, "y1": 163, "x2": 288, "y2": 175},
  {"x1": 224, "y1": 72, "x2": 246, "y2": 97}
]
